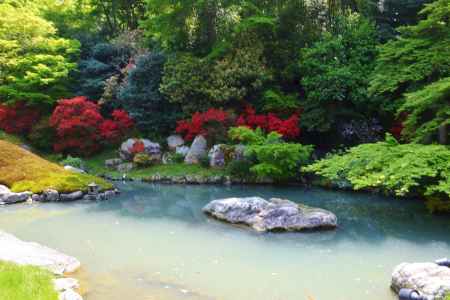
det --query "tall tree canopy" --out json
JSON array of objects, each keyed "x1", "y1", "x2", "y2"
[
  {"x1": 0, "y1": 2, "x2": 80, "y2": 107},
  {"x1": 370, "y1": 0, "x2": 450, "y2": 143}
]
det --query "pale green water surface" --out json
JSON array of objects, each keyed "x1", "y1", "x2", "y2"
[{"x1": 0, "y1": 182, "x2": 449, "y2": 300}]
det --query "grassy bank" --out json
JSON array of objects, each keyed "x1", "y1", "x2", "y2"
[
  {"x1": 0, "y1": 140, "x2": 112, "y2": 193},
  {"x1": 84, "y1": 150, "x2": 227, "y2": 180},
  {"x1": 0, "y1": 261, "x2": 58, "y2": 300}
]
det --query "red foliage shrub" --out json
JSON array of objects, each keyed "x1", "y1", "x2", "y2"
[
  {"x1": 50, "y1": 96, "x2": 134, "y2": 155},
  {"x1": 176, "y1": 108, "x2": 230, "y2": 141},
  {"x1": 236, "y1": 105, "x2": 301, "y2": 139},
  {"x1": 0, "y1": 102, "x2": 40, "y2": 134},
  {"x1": 130, "y1": 140, "x2": 145, "y2": 154}
]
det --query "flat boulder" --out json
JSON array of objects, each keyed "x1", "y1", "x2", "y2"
[
  {"x1": 203, "y1": 197, "x2": 337, "y2": 232},
  {"x1": 0, "y1": 231, "x2": 80, "y2": 275},
  {"x1": 392, "y1": 262, "x2": 450, "y2": 299}
]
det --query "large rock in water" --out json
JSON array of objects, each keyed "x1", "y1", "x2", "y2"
[
  {"x1": 392, "y1": 262, "x2": 450, "y2": 299},
  {"x1": 203, "y1": 197, "x2": 337, "y2": 232},
  {"x1": 0, "y1": 231, "x2": 80, "y2": 275},
  {"x1": 185, "y1": 135, "x2": 207, "y2": 164}
]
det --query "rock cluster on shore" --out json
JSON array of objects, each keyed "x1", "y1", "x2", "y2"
[
  {"x1": 203, "y1": 197, "x2": 338, "y2": 232},
  {"x1": 0, "y1": 184, "x2": 119, "y2": 206}
]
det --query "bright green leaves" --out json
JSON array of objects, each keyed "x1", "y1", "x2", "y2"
[
  {"x1": 369, "y1": 0, "x2": 450, "y2": 139},
  {"x1": 304, "y1": 135, "x2": 450, "y2": 212},
  {"x1": 0, "y1": 3, "x2": 80, "y2": 106},
  {"x1": 399, "y1": 77, "x2": 450, "y2": 143}
]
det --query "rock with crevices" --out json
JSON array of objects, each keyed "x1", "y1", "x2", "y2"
[
  {"x1": 203, "y1": 197, "x2": 337, "y2": 232},
  {"x1": 391, "y1": 262, "x2": 450, "y2": 300}
]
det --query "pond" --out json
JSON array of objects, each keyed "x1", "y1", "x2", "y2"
[{"x1": 0, "y1": 182, "x2": 449, "y2": 300}]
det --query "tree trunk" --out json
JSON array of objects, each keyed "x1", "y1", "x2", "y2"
[{"x1": 438, "y1": 124, "x2": 448, "y2": 145}]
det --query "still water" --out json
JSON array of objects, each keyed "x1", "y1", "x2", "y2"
[{"x1": 0, "y1": 182, "x2": 449, "y2": 300}]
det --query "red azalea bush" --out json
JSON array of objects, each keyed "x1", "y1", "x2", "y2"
[
  {"x1": 236, "y1": 105, "x2": 301, "y2": 139},
  {"x1": 50, "y1": 96, "x2": 134, "y2": 155},
  {"x1": 130, "y1": 140, "x2": 145, "y2": 154},
  {"x1": 176, "y1": 108, "x2": 230, "y2": 141},
  {"x1": 0, "y1": 102, "x2": 40, "y2": 134}
]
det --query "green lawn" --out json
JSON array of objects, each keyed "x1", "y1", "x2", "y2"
[
  {"x1": 84, "y1": 150, "x2": 227, "y2": 179},
  {"x1": 0, "y1": 261, "x2": 58, "y2": 300}
]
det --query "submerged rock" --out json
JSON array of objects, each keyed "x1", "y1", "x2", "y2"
[
  {"x1": 392, "y1": 262, "x2": 450, "y2": 300},
  {"x1": 203, "y1": 197, "x2": 337, "y2": 232},
  {"x1": 0, "y1": 231, "x2": 80, "y2": 275}
]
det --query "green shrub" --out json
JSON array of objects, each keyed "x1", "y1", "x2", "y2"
[
  {"x1": 172, "y1": 153, "x2": 185, "y2": 164},
  {"x1": 60, "y1": 156, "x2": 85, "y2": 170},
  {"x1": 304, "y1": 134, "x2": 450, "y2": 212},
  {"x1": 133, "y1": 153, "x2": 153, "y2": 168},
  {"x1": 27, "y1": 117, "x2": 55, "y2": 152},
  {"x1": 227, "y1": 159, "x2": 255, "y2": 180},
  {"x1": 229, "y1": 127, "x2": 313, "y2": 182},
  {"x1": 199, "y1": 155, "x2": 210, "y2": 169}
]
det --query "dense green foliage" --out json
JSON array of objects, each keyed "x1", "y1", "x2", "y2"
[
  {"x1": 229, "y1": 127, "x2": 313, "y2": 181},
  {"x1": 0, "y1": 261, "x2": 58, "y2": 300},
  {"x1": 117, "y1": 52, "x2": 180, "y2": 135},
  {"x1": 369, "y1": 0, "x2": 450, "y2": 143},
  {"x1": 0, "y1": 2, "x2": 80, "y2": 106},
  {"x1": 304, "y1": 134, "x2": 450, "y2": 212},
  {"x1": 300, "y1": 14, "x2": 379, "y2": 134}
]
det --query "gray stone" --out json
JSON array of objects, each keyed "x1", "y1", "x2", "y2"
[
  {"x1": 54, "y1": 278, "x2": 79, "y2": 292},
  {"x1": 208, "y1": 144, "x2": 226, "y2": 168},
  {"x1": 233, "y1": 144, "x2": 246, "y2": 161},
  {"x1": 0, "y1": 231, "x2": 80, "y2": 275},
  {"x1": 203, "y1": 197, "x2": 338, "y2": 232},
  {"x1": 60, "y1": 191, "x2": 84, "y2": 202},
  {"x1": 103, "y1": 190, "x2": 116, "y2": 199},
  {"x1": 32, "y1": 194, "x2": 43, "y2": 202},
  {"x1": 43, "y1": 189, "x2": 60, "y2": 202},
  {"x1": 0, "y1": 185, "x2": 31, "y2": 205},
  {"x1": 167, "y1": 135, "x2": 184, "y2": 150},
  {"x1": 64, "y1": 166, "x2": 85, "y2": 174},
  {"x1": 176, "y1": 146, "x2": 190, "y2": 157},
  {"x1": 105, "y1": 158, "x2": 123, "y2": 169},
  {"x1": 392, "y1": 262, "x2": 450, "y2": 300},
  {"x1": 185, "y1": 135, "x2": 207, "y2": 164},
  {"x1": 117, "y1": 163, "x2": 134, "y2": 173},
  {"x1": 59, "y1": 289, "x2": 83, "y2": 300}
]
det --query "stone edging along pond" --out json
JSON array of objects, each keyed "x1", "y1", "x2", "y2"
[{"x1": 0, "y1": 184, "x2": 120, "y2": 205}]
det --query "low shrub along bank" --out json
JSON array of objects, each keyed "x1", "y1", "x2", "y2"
[{"x1": 304, "y1": 134, "x2": 450, "y2": 212}]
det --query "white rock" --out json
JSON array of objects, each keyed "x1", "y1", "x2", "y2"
[
  {"x1": 167, "y1": 135, "x2": 184, "y2": 150},
  {"x1": 0, "y1": 231, "x2": 80, "y2": 275},
  {"x1": 176, "y1": 146, "x2": 190, "y2": 157},
  {"x1": 64, "y1": 166, "x2": 85, "y2": 174},
  {"x1": 392, "y1": 262, "x2": 450, "y2": 299},
  {"x1": 54, "y1": 278, "x2": 79, "y2": 292},
  {"x1": 59, "y1": 289, "x2": 83, "y2": 300}
]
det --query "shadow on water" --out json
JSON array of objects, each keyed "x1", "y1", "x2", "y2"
[{"x1": 91, "y1": 182, "x2": 450, "y2": 247}]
